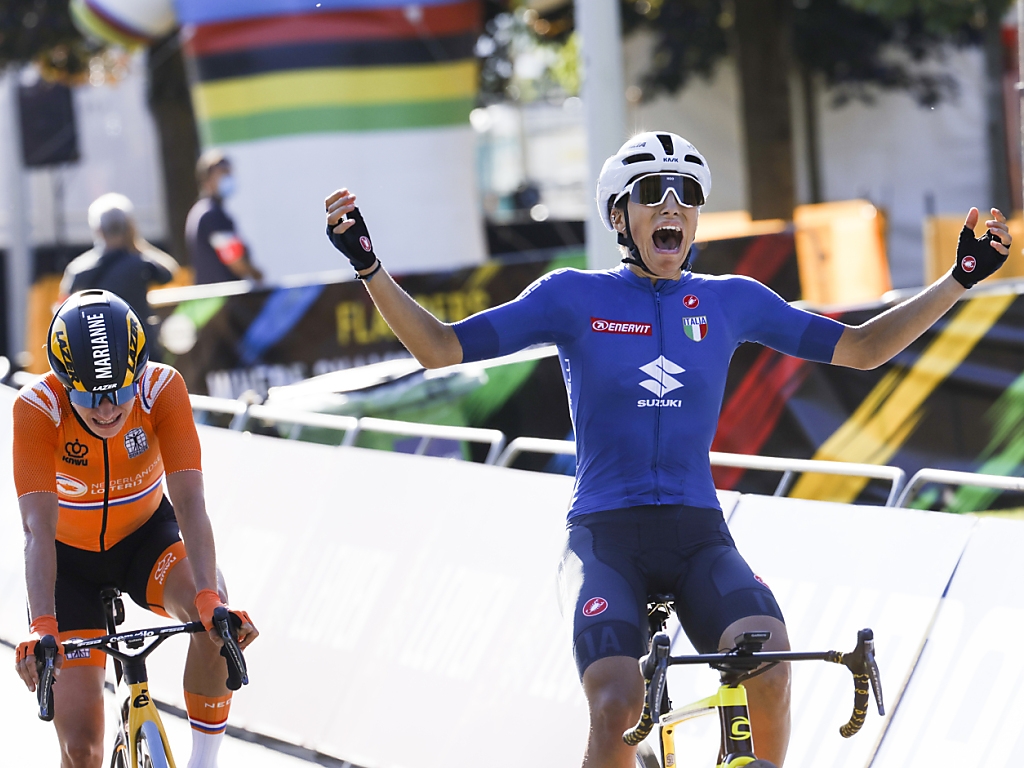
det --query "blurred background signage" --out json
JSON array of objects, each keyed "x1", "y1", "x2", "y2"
[{"x1": 2, "y1": 0, "x2": 1024, "y2": 509}]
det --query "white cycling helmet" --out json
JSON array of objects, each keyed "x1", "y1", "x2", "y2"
[{"x1": 596, "y1": 131, "x2": 712, "y2": 231}]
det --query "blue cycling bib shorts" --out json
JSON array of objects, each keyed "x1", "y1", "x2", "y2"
[{"x1": 559, "y1": 505, "x2": 783, "y2": 676}]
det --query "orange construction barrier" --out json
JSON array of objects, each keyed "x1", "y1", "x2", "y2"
[{"x1": 793, "y1": 200, "x2": 892, "y2": 306}]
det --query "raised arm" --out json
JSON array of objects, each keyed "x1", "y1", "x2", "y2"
[
  {"x1": 832, "y1": 207, "x2": 1011, "y2": 370},
  {"x1": 326, "y1": 189, "x2": 463, "y2": 368}
]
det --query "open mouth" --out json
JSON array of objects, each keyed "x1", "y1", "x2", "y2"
[
  {"x1": 652, "y1": 225, "x2": 683, "y2": 254},
  {"x1": 92, "y1": 412, "x2": 123, "y2": 429}
]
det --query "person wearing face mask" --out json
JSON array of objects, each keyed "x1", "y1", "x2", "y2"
[
  {"x1": 325, "y1": 131, "x2": 1011, "y2": 768},
  {"x1": 185, "y1": 150, "x2": 264, "y2": 285}
]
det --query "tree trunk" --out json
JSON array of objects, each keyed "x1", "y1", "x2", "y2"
[
  {"x1": 799, "y1": 61, "x2": 823, "y2": 204},
  {"x1": 732, "y1": 0, "x2": 796, "y2": 220},
  {"x1": 983, "y1": 0, "x2": 1012, "y2": 215},
  {"x1": 146, "y1": 33, "x2": 199, "y2": 265}
]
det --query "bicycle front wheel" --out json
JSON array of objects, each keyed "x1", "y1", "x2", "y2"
[
  {"x1": 635, "y1": 741, "x2": 660, "y2": 768},
  {"x1": 136, "y1": 720, "x2": 171, "y2": 768}
]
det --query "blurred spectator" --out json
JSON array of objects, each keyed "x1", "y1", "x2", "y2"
[
  {"x1": 186, "y1": 150, "x2": 264, "y2": 284},
  {"x1": 512, "y1": 181, "x2": 541, "y2": 212},
  {"x1": 60, "y1": 193, "x2": 179, "y2": 324}
]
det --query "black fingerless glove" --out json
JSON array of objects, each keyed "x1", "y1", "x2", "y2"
[
  {"x1": 952, "y1": 226, "x2": 1007, "y2": 288},
  {"x1": 326, "y1": 206, "x2": 378, "y2": 272}
]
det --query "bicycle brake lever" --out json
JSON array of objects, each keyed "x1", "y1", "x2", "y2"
[
  {"x1": 850, "y1": 629, "x2": 884, "y2": 716},
  {"x1": 641, "y1": 633, "x2": 671, "y2": 679},
  {"x1": 212, "y1": 607, "x2": 249, "y2": 690},
  {"x1": 35, "y1": 635, "x2": 58, "y2": 722},
  {"x1": 646, "y1": 634, "x2": 671, "y2": 721},
  {"x1": 865, "y1": 646, "x2": 885, "y2": 716}
]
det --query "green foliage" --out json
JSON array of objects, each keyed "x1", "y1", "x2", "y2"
[
  {"x1": 794, "y1": 0, "x2": 963, "y2": 106},
  {"x1": 843, "y1": 0, "x2": 1006, "y2": 33},
  {"x1": 477, "y1": 0, "x2": 1008, "y2": 106},
  {"x1": 619, "y1": 0, "x2": 1011, "y2": 106},
  {"x1": 620, "y1": 0, "x2": 728, "y2": 97},
  {"x1": 548, "y1": 31, "x2": 580, "y2": 96},
  {"x1": 0, "y1": 0, "x2": 104, "y2": 84},
  {"x1": 477, "y1": 1, "x2": 581, "y2": 103}
]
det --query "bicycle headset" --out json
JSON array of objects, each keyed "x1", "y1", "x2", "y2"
[
  {"x1": 46, "y1": 289, "x2": 150, "y2": 409},
  {"x1": 596, "y1": 131, "x2": 712, "y2": 276}
]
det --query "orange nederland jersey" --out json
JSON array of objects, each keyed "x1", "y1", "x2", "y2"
[{"x1": 12, "y1": 363, "x2": 202, "y2": 552}]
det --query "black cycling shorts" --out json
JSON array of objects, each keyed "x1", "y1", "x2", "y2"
[
  {"x1": 558, "y1": 505, "x2": 784, "y2": 678},
  {"x1": 55, "y1": 495, "x2": 186, "y2": 634}
]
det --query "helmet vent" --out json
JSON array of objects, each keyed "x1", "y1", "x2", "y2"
[
  {"x1": 684, "y1": 154, "x2": 704, "y2": 166},
  {"x1": 656, "y1": 134, "x2": 675, "y2": 155},
  {"x1": 622, "y1": 153, "x2": 655, "y2": 165}
]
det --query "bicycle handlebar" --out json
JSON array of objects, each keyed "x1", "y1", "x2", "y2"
[
  {"x1": 834, "y1": 628, "x2": 885, "y2": 739},
  {"x1": 622, "y1": 628, "x2": 885, "y2": 746},
  {"x1": 33, "y1": 610, "x2": 250, "y2": 721}
]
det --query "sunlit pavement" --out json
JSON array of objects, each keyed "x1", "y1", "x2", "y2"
[{"x1": 0, "y1": 645, "x2": 319, "y2": 767}]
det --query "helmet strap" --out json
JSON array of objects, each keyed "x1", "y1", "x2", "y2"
[
  {"x1": 616, "y1": 201, "x2": 656, "y2": 276},
  {"x1": 615, "y1": 199, "x2": 693, "y2": 277}
]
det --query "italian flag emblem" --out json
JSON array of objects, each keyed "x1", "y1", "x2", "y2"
[{"x1": 682, "y1": 316, "x2": 708, "y2": 341}]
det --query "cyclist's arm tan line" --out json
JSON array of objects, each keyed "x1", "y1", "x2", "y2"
[
  {"x1": 360, "y1": 264, "x2": 463, "y2": 369},
  {"x1": 831, "y1": 272, "x2": 965, "y2": 370},
  {"x1": 20, "y1": 492, "x2": 59, "y2": 620},
  {"x1": 165, "y1": 470, "x2": 219, "y2": 595}
]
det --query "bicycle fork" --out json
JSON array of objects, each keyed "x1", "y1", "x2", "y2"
[
  {"x1": 657, "y1": 685, "x2": 757, "y2": 768},
  {"x1": 121, "y1": 655, "x2": 177, "y2": 768}
]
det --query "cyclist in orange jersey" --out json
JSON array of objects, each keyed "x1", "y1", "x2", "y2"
[{"x1": 12, "y1": 290, "x2": 258, "y2": 768}]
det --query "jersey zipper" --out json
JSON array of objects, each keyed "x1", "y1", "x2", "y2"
[
  {"x1": 653, "y1": 287, "x2": 663, "y2": 504},
  {"x1": 99, "y1": 438, "x2": 110, "y2": 552}
]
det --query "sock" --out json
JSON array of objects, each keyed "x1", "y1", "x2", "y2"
[{"x1": 184, "y1": 691, "x2": 232, "y2": 768}]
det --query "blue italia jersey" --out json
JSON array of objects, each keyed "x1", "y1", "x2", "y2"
[{"x1": 453, "y1": 266, "x2": 846, "y2": 519}]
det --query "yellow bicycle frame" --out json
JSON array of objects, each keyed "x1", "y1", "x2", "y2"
[
  {"x1": 124, "y1": 679, "x2": 177, "y2": 768},
  {"x1": 656, "y1": 684, "x2": 758, "y2": 768}
]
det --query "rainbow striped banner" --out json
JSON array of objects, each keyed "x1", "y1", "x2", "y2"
[{"x1": 178, "y1": 0, "x2": 481, "y2": 144}]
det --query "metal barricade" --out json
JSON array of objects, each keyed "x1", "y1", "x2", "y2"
[
  {"x1": 895, "y1": 468, "x2": 1024, "y2": 508},
  {"x1": 190, "y1": 395, "x2": 506, "y2": 464},
  {"x1": 708, "y1": 452, "x2": 907, "y2": 507},
  {"x1": 345, "y1": 417, "x2": 506, "y2": 465},
  {"x1": 496, "y1": 437, "x2": 576, "y2": 468},
  {"x1": 495, "y1": 437, "x2": 906, "y2": 506}
]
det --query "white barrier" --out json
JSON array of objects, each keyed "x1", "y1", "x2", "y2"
[
  {"x1": 652, "y1": 495, "x2": 977, "y2": 768},
  {"x1": 194, "y1": 428, "x2": 587, "y2": 765},
  {"x1": 3, "y1": 386, "x2": 581, "y2": 766},
  {"x1": 2, "y1": 381, "x2": 1024, "y2": 768},
  {"x1": 872, "y1": 517, "x2": 1024, "y2": 768}
]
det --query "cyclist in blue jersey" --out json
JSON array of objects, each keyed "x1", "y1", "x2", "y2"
[{"x1": 324, "y1": 131, "x2": 1010, "y2": 768}]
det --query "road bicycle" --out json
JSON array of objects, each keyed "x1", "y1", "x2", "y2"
[
  {"x1": 35, "y1": 587, "x2": 248, "y2": 768},
  {"x1": 625, "y1": 595, "x2": 884, "y2": 768}
]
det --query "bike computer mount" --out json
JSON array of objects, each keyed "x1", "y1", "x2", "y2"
[
  {"x1": 734, "y1": 631, "x2": 771, "y2": 653},
  {"x1": 715, "y1": 631, "x2": 776, "y2": 684}
]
